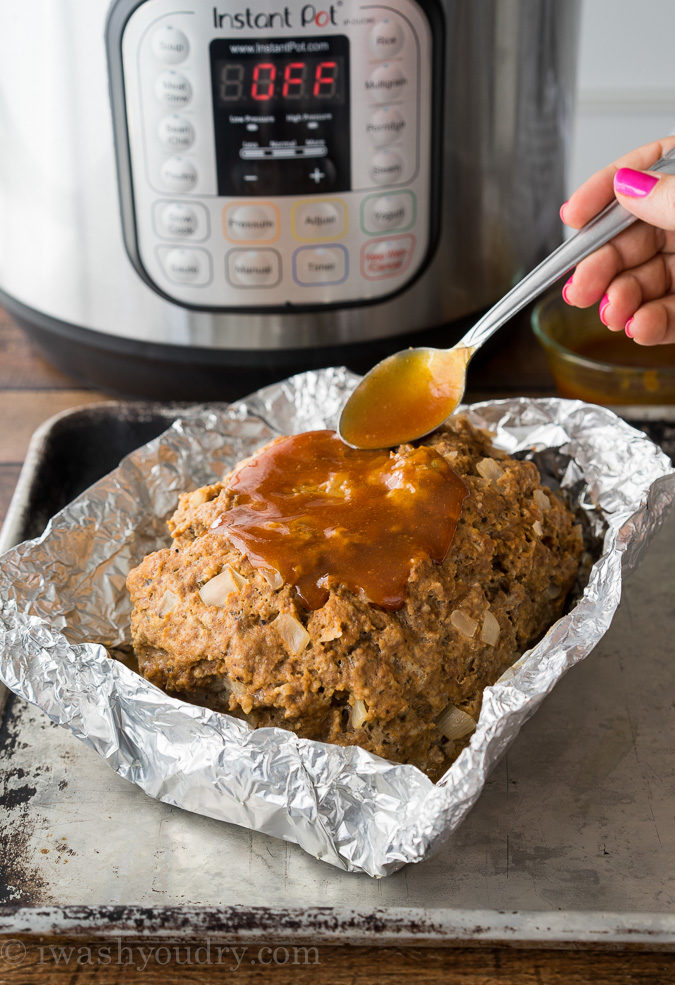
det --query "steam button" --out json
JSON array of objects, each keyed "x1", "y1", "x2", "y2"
[
  {"x1": 155, "y1": 71, "x2": 192, "y2": 107},
  {"x1": 158, "y1": 114, "x2": 195, "y2": 150},
  {"x1": 370, "y1": 149, "x2": 404, "y2": 185},
  {"x1": 365, "y1": 63, "x2": 408, "y2": 104},
  {"x1": 367, "y1": 107, "x2": 406, "y2": 147},
  {"x1": 159, "y1": 247, "x2": 211, "y2": 285},
  {"x1": 151, "y1": 25, "x2": 190, "y2": 64},
  {"x1": 369, "y1": 19, "x2": 404, "y2": 59}
]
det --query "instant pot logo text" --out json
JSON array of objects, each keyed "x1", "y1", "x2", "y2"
[{"x1": 212, "y1": 5, "x2": 338, "y2": 29}]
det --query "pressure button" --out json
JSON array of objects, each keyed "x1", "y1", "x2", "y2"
[{"x1": 223, "y1": 204, "x2": 279, "y2": 242}]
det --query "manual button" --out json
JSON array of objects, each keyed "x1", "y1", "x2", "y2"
[
  {"x1": 293, "y1": 245, "x2": 348, "y2": 285},
  {"x1": 223, "y1": 203, "x2": 279, "y2": 243},
  {"x1": 227, "y1": 249, "x2": 281, "y2": 287},
  {"x1": 293, "y1": 200, "x2": 346, "y2": 241}
]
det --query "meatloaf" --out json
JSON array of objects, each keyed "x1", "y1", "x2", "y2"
[{"x1": 126, "y1": 416, "x2": 583, "y2": 778}]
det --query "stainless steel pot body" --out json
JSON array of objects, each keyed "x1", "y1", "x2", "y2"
[{"x1": 0, "y1": 0, "x2": 579, "y2": 353}]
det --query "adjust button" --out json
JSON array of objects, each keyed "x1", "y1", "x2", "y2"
[
  {"x1": 367, "y1": 107, "x2": 406, "y2": 147},
  {"x1": 158, "y1": 246, "x2": 211, "y2": 285},
  {"x1": 223, "y1": 203, "x2": 279, "y2": 243},
  {"x1": 227, "y1": 249, "x2": 281, "y2": 287},
  {"x1": 155, "y1": 70, "x2": 192, "y2": 107},
  {"x1": 361, "y1": 235, "x2": 415, "y2": 280},
  {"x1": 293, "y1": 200, "x2": 346, "y2": 241},
  {"x1": 293, "y1": 245, "x2": 348, "y2": 285},
  {"x1": 369, "y1": 19, "x2": 404, "y2": 59},
  {"x1": 362, "y1": 191, "x2": 415, "y2": 234},
  {"x1": 153, "y1": 200, "x2": 209, "y2": 240},
  {"x1": 159, "y1": 156, "x2": 197, "y2": 192},
  {"x1": 370, "y1": 149, "x2": 404, "y2": 185},
  {"x1": 365, "y1": 63, "x2": 408, "y2": 104},
  {"x1": 151, "y1": 25, "x2": 190, "y2": 64}
]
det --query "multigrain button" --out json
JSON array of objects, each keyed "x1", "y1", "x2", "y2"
[
  {"x1": 365, "y1": 63, "x2": 407, "y2": 104},
  {"x1": 369, "y1": 18, "x2": 404, "y2": 58},
  {"x1": 223, "y1": 203, "x2": 278, "y2": 242},
  {"x1": 154, "y1": 201, "x2": 208, "y2": 239},
  {"x1": 362, "y1": 191, "x2": 415, "y2": 233},
  {"x1": 361, "y1": 235, "x2": 415, "y2": 279},
  {"x1": 293, "y1": 201, "x2": 345, "y2": 240},
  {"x1": 158, "y1": 114, "x2": 195, "y2": 149},
  {"x1": 294, "y1": 245, "x2": 347, "y2": 285},
  {"x1": 160, "y1": 156, "x2": 197, "y2": 192},
  {"x1": 370, "y1": 149, "x2": 404, "y2": 185},
  {"x1": 367, "y1": 107, "x2": 406, "y2": 147},
  {"x1": 155, "y1": 70, "x2": 192, "y2": 107},
  {"x1": 151, "y1": 25, "x2": 190, "y2": 64},
  {"x1": 227, "y1": 249, "x2": 281, "y2": 287},
  {"x1": 159, "y1": 247, "x2": 211, "y2": 284}
]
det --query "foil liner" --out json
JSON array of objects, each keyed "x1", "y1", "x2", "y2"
[{"x1": 1, "y1": 368, "x2": 674, "y2": 878}]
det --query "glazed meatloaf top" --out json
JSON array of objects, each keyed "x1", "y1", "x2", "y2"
[{"x1": 126, "y1": 416, "x2": 583, "y2": 778}]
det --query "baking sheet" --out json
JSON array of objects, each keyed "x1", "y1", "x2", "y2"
[{"x1": 0, "y1": 401, "x2": 674, "y2": 945}]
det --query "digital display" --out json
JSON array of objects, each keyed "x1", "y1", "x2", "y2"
[{"x1": 210, "y1": 36, "x2": 351, "y2": 197}]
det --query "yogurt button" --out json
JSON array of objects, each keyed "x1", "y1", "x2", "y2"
[
  {"x1": 369, "y1": 19, "x2": 404, "y2": 59},
  {"x1": 151, "y1": 25, "x2": 190, "y2": 64},
  {"x1": 160, "y1": 156, "x2": 197, "y2": 192},
  {"x1": 161, "y1": 247, "x2": 210, "y2": 284},
  {"x1": 294, "y1": 201, "x2": 344, "y2": 240},
  {"x1": 224, "y1": 204, "x2": 277, "y2": 241},
  {"x1": 367, "y1": 107, "x2": 406, "y2": 147},
  {"x1": 158, "y1": 114, "x2": 195, "y2": 149},
  {"x1": 365, "y1": 63, "x2": 407, "y2": 104},
  {"x1": 370, "y1": 149, "x2": 404, "y2": 185},
  {"x1": 367, "y1": 193, "x2": 412, "y2": 232},
  {"x1": 227, "y1": 249, "x2": 280, "y2": 287},
  {"x1": 155, "y1": 71, "x2": 192, "y2": 107}
]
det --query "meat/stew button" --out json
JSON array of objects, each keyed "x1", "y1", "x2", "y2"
[{"x1": 361, "y1": 235, "x2": 415, "y2": 280}]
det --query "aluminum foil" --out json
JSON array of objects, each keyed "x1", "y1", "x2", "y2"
[{"x1": 0, "y1": 368, "x2": 673, "y2": 878}]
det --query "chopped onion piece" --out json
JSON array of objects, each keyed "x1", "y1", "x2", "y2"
[
  {"x1": 158, "y1": 590, "x2": 178, "y2": 617},
  {"x1": 534, "y1": 488, "x2": 550, "y2": 511},
  {"x1": 350, "y1": 698, "x2": 368, "y2": 729},
  {"x1": 199, "y1": 565, "x2": 248, "y2": 607},
  {"x1": 318, "y1": 625, "x2": 343, "y2": 643},
  {"x1": 480, "y1": 609, "x2": 500, "y2": 646},
  {"x1": 273, "y1": 612, "x2": 310, "y2": 655},
  {"x1": 450, "y1": 609, "x2": 478, "y2": 638},
  {"x1": 476, "y1": 458, "x2": 503, "y2": 482},
  {"x1": 438, "y1": 705, "x2": 476, "y2": 741},
  {"x1": 532, "y1": 520, "x2": 544, "y2": 537},
  {"x1": 259, "y1": 566, "x2": 284, "y2": 590}
]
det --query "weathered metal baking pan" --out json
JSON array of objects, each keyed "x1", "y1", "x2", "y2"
[{"x1": 0, "y1": 402, "x2": 673, "y2": 947}]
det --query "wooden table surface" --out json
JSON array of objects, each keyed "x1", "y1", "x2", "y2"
[{"x1": 1, "y1": 305, "x2": 673, "y2": 984}]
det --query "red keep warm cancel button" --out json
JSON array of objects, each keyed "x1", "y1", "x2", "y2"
[{"x1": 361, "y1": 234, "x2": 415, "y2": 280}]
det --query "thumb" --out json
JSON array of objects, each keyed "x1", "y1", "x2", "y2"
[{"x1": 613, "y1": 167, "x2": 675, "y2": 230}]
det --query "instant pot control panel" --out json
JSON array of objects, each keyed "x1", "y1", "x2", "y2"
[{"x1": 107, "y1": 0, "x2": 441, "y2": 310}]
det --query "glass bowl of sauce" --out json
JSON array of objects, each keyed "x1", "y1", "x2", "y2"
[{"x1": 532, "y1": 289, "x2": 675, "y2": 405}]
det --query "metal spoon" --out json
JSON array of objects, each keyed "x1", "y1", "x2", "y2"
[{"x1": 339, "y1": 147, "x2": 675, "y2": 450}]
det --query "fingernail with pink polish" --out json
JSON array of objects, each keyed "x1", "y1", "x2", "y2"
[
  {"x1": 559, "y1": 201, "x2": 568, "y2": 222},
  {"x1": 599, "y1": 294, "x2": 610, "y2": 325},
  {"x1": 562, "y1": 276, "x2": 573, "y2": 304},
  {"x1": 614, "y1": 167, "x2": 659, "y2": 198},
  {"x1": 625, "y1": 317, "x2": 634, "y2": 338}
]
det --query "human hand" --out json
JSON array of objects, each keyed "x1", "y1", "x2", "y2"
[{"x1": 560, "y1": 137, "x2": 675, "y2": 345}]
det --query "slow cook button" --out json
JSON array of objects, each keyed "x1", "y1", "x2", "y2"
[
  {"x1": 362, "y1": 191, "x2": 415, "y2": 233},
  {"x1": 293, "y1": 245, "x2": 348, "y2": 285},
  {"x1": 159, "y1": 156, "x2": 197, "y2": 192},
  {"x1": 154, "y1": 201, "x2": 208, "y2": 239},
  {"x1": 159, "y1": 247, "x2": 211, "y2": 285},
  {"x1": 158, "y1": 114, "x2": 195, "y2": 150},
  {"x1": 223, "y1": 203, "x2": 279, "y2": 242},
  {"x1": 365, "y1": 63, "x2": 408, "y2": 104},
  {"x1": 369, "y1": 18, "x2": 404, "y2": 59},
  {"x1": 367, "y1": 107, "x2": 406, "y2": 147},
  {"x1": 155, "y1": 70, "x2": 192, "y2": 107},
  {"x1": 361, "y1": 235, "x2": 415, "y2": 280},
  {"x1": 370, "y1": 149, "x2": 404, "y2": 185},
  {"x1": 227, "y1": 249, "x2": 281, "y2": 287},
  {"x1": 293, "y1": 200, "x2": 345, "y2": 240},
  {"x1": 150, "y1": 25, "x2": 190, "y2": 64}
]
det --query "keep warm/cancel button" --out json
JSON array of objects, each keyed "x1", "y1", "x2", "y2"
[{"x1": 361, "y1": 235, "x2": 415, "y2": 280}]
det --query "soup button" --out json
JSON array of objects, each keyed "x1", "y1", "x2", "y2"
[{"x1": 361, "y1": 235, "x2": 415, "y2": 280}]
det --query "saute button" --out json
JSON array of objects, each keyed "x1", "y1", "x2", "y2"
[
  {"x1": 369, "y1": 19, "x2": 404, "y2": 59},
  {"x1": 365, "y1": 63, "x2": 407, "y2": 104},
  {"x1": 160, "y1": 247, "x2": 211, "y2": 284},
  {"x1": 370, "y1": 149, "x2": 404, "y2": 185},
  {"x1": 223, "y1": 204, "x2": 278, "y2": 242},
  {"x1": 293, "y1": 201, "x2": 345, "y2": 240},
  {"x1": 155, "y1": 71, "x2": 192, "y2": 107},
  {"x1": 293, "y1": 246, "x2": 347, "y2": 285},
  {"x1": 155, "y1": 201, "x2": 208, "y2": 239},
  {"x1": 227, "y1": 249, "x2": 281, "y2": 287},
  {"x1": 151, "y1": 25, "x2": 190, "y2": 64},
  {"x1": 158, "y1": 114, "x2": 195, "y2": 149},
  {"x1": 160, "y1": 156, "x2": 197, "y2": 192},
  {"x1": 362, "y1": 192, "x2": 414, "y2": 233},
  {"x1": 367, "y1": 107, "x2": 406, "y2": 147},
  {"x1": 361, "y1": 235, "x2": 415, "y2": 279}
]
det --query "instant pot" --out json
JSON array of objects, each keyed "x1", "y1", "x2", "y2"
[{"x1": 0, "y1": 0, "x2": 579, "y2": 398}]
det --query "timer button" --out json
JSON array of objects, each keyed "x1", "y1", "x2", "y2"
[
  {"x1": 370, "y1": 149, "x2": 404, "y2": 185},
  {"x1": 293, "y1": 245, "x2": 348, "y2": 286},
  {"x1": 362, "y1": 192, "x2": 415, "y2": 234},
  {"x1": 227, "y1": 249, "x2": 281, "y2": 287},
  {"x1": 293, "y1": 200, "x2": 346, "y2": 241},
  {"x1": 154, "y1": 201, "x2": 209, "y2": 240},
  {"x1": 158, "y1": 246, "x2": 211, "y2": 285},
  {"x1": 159, "y1": 156, "x2": 198, "y2": 192},
  {"x1": 155, "y1": 70, "x2": 192, "y2": 108},
  {"x1": 365, "y1": 63, "x2": 408, "y2": 104},
  {"x1": 369, "y1": 19, "x2": 404, "y2": 59},
  {"x1": 361, "y1": 235, "x2": 415, "y2": 280},
  {"x1": 223, "y1": 203, "x2": 279, "y2": 243},
  {"x1": 151, "y1": 25, "x2": 190, "y2": 64},
  {"x1": 367, "y1": 107, "x2": 406, "y2": 147},
  {"x1": 158, "y1": 114, "x2": 195, "y2": 150}
]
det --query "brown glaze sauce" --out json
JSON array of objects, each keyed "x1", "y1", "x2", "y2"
[{"x1": 214, "y1": 429, "x2": 468, "y2": 611}]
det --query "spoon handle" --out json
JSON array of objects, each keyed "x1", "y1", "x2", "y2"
[{"x1": 458, "y1": 146, "x2": 675, "y2": 353}]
